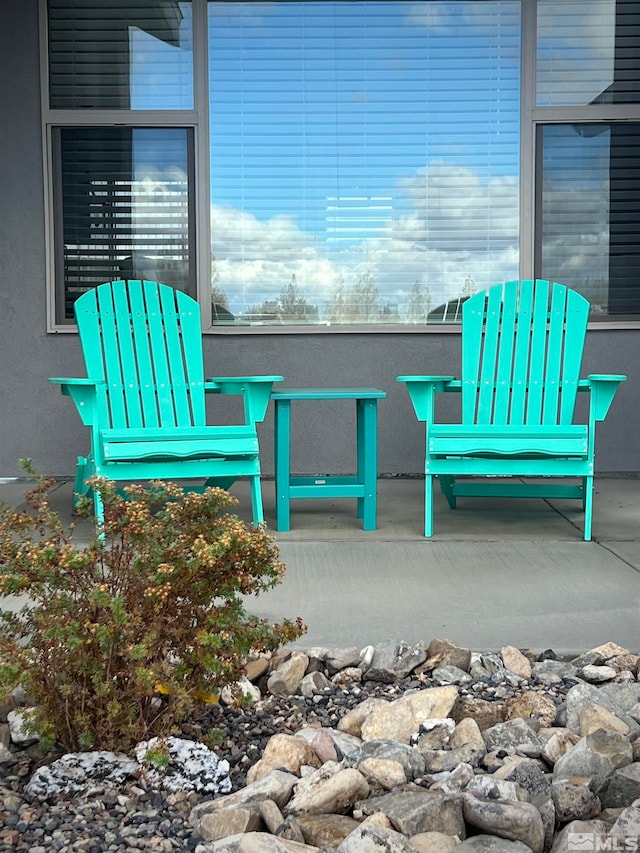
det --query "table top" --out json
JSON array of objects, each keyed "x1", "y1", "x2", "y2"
[{"x1": 271, "y1": 387, "x2": 386, "y2": 401}]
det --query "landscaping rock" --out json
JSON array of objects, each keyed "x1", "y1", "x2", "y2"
[{"x1": 4, "y1": 638, "x2": 640, "y2": 853}]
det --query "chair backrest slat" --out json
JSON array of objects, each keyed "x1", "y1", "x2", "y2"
[
  {"x1": 461, "y1": 280, "x2": 589, "y2": 427},
  {"x1": 561, "y1": 287, "x2": 589, "y2": 423},
  {"x1": 145, "y1": 283, "x2": 182, "y2": 427},
  {"x1": 95, "y1": 283, "x2": 128, "y2": 429},
  {"x1": 492, "y1": 281, "x2": 518, "y2": 425},
  {"x1": 510, "y1": 278, "x2": 534, "y2": 425},
  {"x1": 126, "y1": 281, "x2": 160, "y2": 427},
  {"x1": 525, "y1": 280, "x2": 550, "y2": 424},
  {"x1": 541, "y1": 282, "x2": 567, "y2": 425},
  {"x1": 111, "y1": 281, "x2": 147, "y2": 428},
  {"x1": 75, "y1": 280, "x2": 206, "y2": 430},
  {"x1": 461, "y1": 288, "x2": 487, "y2": 423}
]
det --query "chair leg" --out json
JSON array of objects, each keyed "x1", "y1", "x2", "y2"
[
  {"x1": 425, "y1": 473, "x2": 434, "y2": 537},
  {"x1": 72, "y1": 455, "x2": 91, "y2": 510},
  {"x1": 94, "y1": 487, "x2": 105, "y2": 540},
  {"x1": 250, "y1": 475, "x2": 265, "y2": 526},
  {"x1": 583, "y1": 475, "x2": 593, "y2": 541},
  {"x1": 439, "y1": 475, "x2": 457, "y2": 508}
]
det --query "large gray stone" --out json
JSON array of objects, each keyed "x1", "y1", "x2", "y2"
[
  {"x1": 572, "y1": 644, "x2": 631, "y2": 669},
  {"x1": 549, "y1": 820, "x2": 609, "y2": 853},
  {"x1": 564, "y1": 683, "x2": 640, "y2": 735},
  {"x1": 325, "y1": 648, "x2": 361, "y2": 676},
  {"x1": 608, "y1": 799, "x2": 640, "y2": 847},
  {"x1": 360, "y1": 687, "x2": 458, "y2": 743},
  {"x1": 355, "y1": 789, "x2": 465, "y2": 838},
  {"x1": 598, "y1": 764, "x2": 640, "y2": 809},
  {"x1": 365, "y1": 641, "x2": 428, "y2": 683},
  {"x1": 189, "y1": 770, "x2": 299, "y2": 824},
  {"x1": 337, "y1": 822, "x2": 417, "y2": 853},
  {"x1": 267, "y1": 654, "x2": 310, "y2": 698},
  {"x1": 195, "y1": 832, "x2": 319, "y2": 853},
  {"x1": 500, "y1": 647, "x2": 532, "y2": 680},
  {"x1": 465, "y1": 776, "x2": 520, "y2": 803},
  {"x1": 345, "y1": 738, "x2": 426, "y2": 781},
  {"x1": 296, "y1": 813, "x2": 361, "y2": 848},
  {"x1": 429, "y1": 762, "x2": 476, "y2": 795},
  {"x1": 337, "y1": 698, "x2": 390, "y2": 738},
  {"x1": 285, "y1": 765, "x2": 370, "y2": 817},
  {"x1": 409, "y1": 831, "x2": 460, "y2": 853},
  {"x1": 462, "y1": 794, "x2": 545, "y2": 853},
  {"x1": 246, "y1": 734, "x2": 322, "y2": 784},
  {"x1": 196, "y1": 807, "x2": 263, "y2": 843},
  {"x1": 432, "y1": 666, "x2": 473, "y2": 687},
  {"x1": 493, "y1": 757, "x2": 551, "y2": 807},
  {"x1": 455, "y1": 836, "x2": 534, "y2": 853},
  {"x1": 421, "y1": 639, "x2": 472, "y2": 675},
  {"x1": 550, "y1": 779, "x2": 601, "y2": 822},
  {"x1": 553, "y1": 730, "x2": 633, "y2": 789},
  {"x1": 358, "y1": 758, "x2": 407, "y2": 791},
  {"x1": 482, "y1": 719, "x2": 544, "y2": 756}
]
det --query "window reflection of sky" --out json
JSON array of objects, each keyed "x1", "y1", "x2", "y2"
[
  {"x1": 208, "y1": 1, "x2": 522, "y2": 316},
  {"x1": 537, "y1": 0, "x2": 615, "y2": 107}
]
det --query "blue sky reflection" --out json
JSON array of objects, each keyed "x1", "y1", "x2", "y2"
[{"x1": 208, "y1": 0, "x2": 521, "y2": 321}]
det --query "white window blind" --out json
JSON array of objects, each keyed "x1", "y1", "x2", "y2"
[{"x1": 208, "y1": 0, "x2": 521, "y2": 326}]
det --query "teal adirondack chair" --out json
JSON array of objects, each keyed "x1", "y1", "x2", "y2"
[
  {"x1": 50, "y1": 280, "x2": 283, "y2": 527},
  {"x1": 398, "y1": 280, "x2": 626, "y2": 540}
]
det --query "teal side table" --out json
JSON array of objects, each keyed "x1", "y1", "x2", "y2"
[{"x1": 272, "y1": 388, "x2": 386, "y2": 531}]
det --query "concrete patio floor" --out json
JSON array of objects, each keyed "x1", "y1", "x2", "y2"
[{"x1": 1, "y1": 476, "x2": 639, "y2": 656}]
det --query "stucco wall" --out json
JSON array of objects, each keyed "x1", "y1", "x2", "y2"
[{"x1": 1, "y1": 2, "x2": 638, "y2": 479}]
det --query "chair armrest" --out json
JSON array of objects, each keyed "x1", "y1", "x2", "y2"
[
  {"x1": 205, "y1": 375, "x2": 284, "y2": 424},
  {"x1": 397, "y1": 375, "x2": 459, "y2": 422},
  {"x1": 49, "y1": 377, "x2": 105, "y2": 426},
  {"x1": 580, "y1": 374, "x2": 627, "y2": 422}
]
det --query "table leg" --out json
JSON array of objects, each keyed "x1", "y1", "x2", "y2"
[
  {"x1": 357, "y1": 398, "x2": 378, "y2": 530},
  {"x1": 274, "y1": 399, "x2": 292, "y2": 532}
]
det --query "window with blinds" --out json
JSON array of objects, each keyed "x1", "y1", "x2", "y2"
[
  {"x1": 47, "y1": 0, "x2": 193, "y2": 110},
  {"x1": 538, "y1": 123, "x2": 640, "y2": 315},
  {"x1": 537, "y1": 0, "x2": 640, "y2": 107},
  {"x1": 535, "y1": 2, "x2": 640, "y2": 314},
  {"x1": 44, "y1": 0, "x2": 640, "y2": 328},
  {"x1": 208, "y1": 1, "x2": 521, "y2": 326},
  {"x1": 53, "y1": 127, "x2": 195, "y2": 321}
]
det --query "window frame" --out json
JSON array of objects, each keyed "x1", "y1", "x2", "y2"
[
  {"x1": 527, "y1": 0, "x2": 640, "y2": 329},
  {"x1": 41, "y1": 0, "x2": 640, "y2": 333}
]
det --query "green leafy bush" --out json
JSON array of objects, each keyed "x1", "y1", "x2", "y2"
[{"x1": 0, "y1": 465, "x2": 305, "y2": 753}]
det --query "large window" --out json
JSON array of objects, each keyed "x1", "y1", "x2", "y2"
[
  {"x1": 208, "y1": 1, "x2": 520, "y2": 325},
  {"x1": 44, "y1": 0, "x2": 640, "y2": 329}
]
